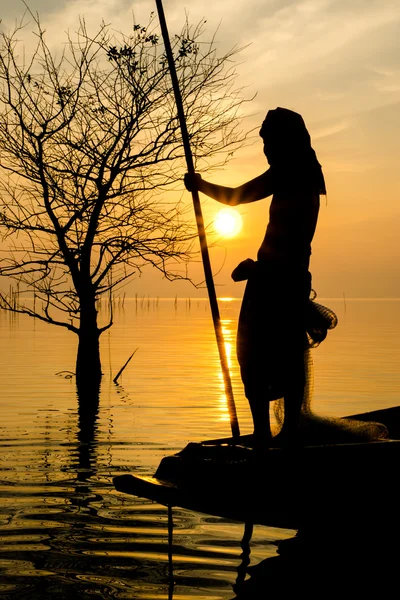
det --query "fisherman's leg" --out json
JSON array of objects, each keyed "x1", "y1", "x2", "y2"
[
  {"x1": 280, "y1": 389, "x2": 304, "y2": 443},
  {"x1": 242, "y1": 361, "x2": 273, "y2": 447},
  {"x1": 247, "y1": 395, "x2": 272, "y2": 447},
  {"x1": 276, "y1": 278, "x2": 310, "y2": 445},
  {"x1": 276, "y1": 349, "x2": 306, "y2": 445}
]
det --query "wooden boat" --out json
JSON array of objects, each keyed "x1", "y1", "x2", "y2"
[{"x1": 113, "y1": 405, "x2": 400, "y2": 530}]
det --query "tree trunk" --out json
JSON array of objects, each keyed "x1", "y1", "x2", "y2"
[{"x1": 76, "y1": 293, "x2": 102, "y2": 390}]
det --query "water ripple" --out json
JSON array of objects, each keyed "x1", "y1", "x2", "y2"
[{"x1": 1, "y1": 299, "x2": 398, "y2": 597}]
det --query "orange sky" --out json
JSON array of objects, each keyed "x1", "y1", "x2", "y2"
[{"x1": 2, "y1": 0, "x2": 400, "y2": 298}]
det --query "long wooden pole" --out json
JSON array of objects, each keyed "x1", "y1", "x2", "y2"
[{"x1": 155, "y1": 0, "x2": 240, "y2": 439}]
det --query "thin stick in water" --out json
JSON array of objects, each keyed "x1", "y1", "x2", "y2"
[{"x1": 113, "y1": 348, "x2": 139, "y2": 384}]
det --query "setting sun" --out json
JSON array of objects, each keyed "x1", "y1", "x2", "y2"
[{"x1": 214, "y1": 208, "x2": 242, "y2": 238}]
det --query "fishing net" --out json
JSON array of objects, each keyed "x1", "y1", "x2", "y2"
[
  {"x1": 235, "y1": 260, "x2": 388, "y2": 444},
  {"x1": 273, "y1": 295, "x2": 389, "y2": 444}
]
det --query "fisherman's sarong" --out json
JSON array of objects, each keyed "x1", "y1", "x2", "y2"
[{"x1": 236, "y1": 261, "x2": 311, "y2": 402}]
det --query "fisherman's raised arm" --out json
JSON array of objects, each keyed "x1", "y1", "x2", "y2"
[{"x1": 184, "y1": 171, "x2": 273, "y2": 206}]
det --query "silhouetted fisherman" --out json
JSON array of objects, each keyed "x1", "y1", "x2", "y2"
[{"x1": 185, "y1": 107, "x2": 326, "y2": 447}]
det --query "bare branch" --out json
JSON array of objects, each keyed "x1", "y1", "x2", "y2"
[{"x1": 0, "y1": 12, "x2": 249, "y2": 339}]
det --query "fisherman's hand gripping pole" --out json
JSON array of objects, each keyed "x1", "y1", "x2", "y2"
[{"x1": 155, "y1": 0, "x2": 240, "y2": 439}]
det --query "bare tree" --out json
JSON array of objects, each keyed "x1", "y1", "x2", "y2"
[{"x1": 0, "y1": 12, "x2": 246, "y2": 388}]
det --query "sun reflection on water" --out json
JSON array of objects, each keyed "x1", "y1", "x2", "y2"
[{"x1": 216, "y1": 319, "x2": 237, "y2": 422}]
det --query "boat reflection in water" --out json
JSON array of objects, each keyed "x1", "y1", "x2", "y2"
[{"x1": 115, "y1": 405, "x2": 400, "y2": 598}]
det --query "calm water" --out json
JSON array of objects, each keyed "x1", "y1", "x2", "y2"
[{"x1": 0, "y1": 297, "x2": 399, "y2": 598}]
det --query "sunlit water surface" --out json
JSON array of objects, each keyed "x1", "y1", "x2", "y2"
[{"x1": 0, "y1": 297, "x2": 399, "y2": 598}]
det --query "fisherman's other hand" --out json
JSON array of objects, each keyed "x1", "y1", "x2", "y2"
[
  {"x1": 231, "y1": 258, "x2": 256, "y2": 282},
  {"x1": 184, "y1": 172, "x2": 202, "y2": 192}
]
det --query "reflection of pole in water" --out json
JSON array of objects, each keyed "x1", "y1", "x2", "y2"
[
  {"x1": 168, "y1": 505, "x2": 174, "y2": 600},
  {"x1": 235, "y1": 522, "x2": 253, "y2": 592}
]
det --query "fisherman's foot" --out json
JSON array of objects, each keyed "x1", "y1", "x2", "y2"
[
  {"x1": 273, "y1": 429, "x2": 302, "y2": 449},
  {"x1": 251, "y1": 431, "x2": 272, "y2": 453}
]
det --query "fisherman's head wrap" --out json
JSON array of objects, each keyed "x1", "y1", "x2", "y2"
[{"x1": 260, "y1": 107, "x2": 326, "y2": 195}]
